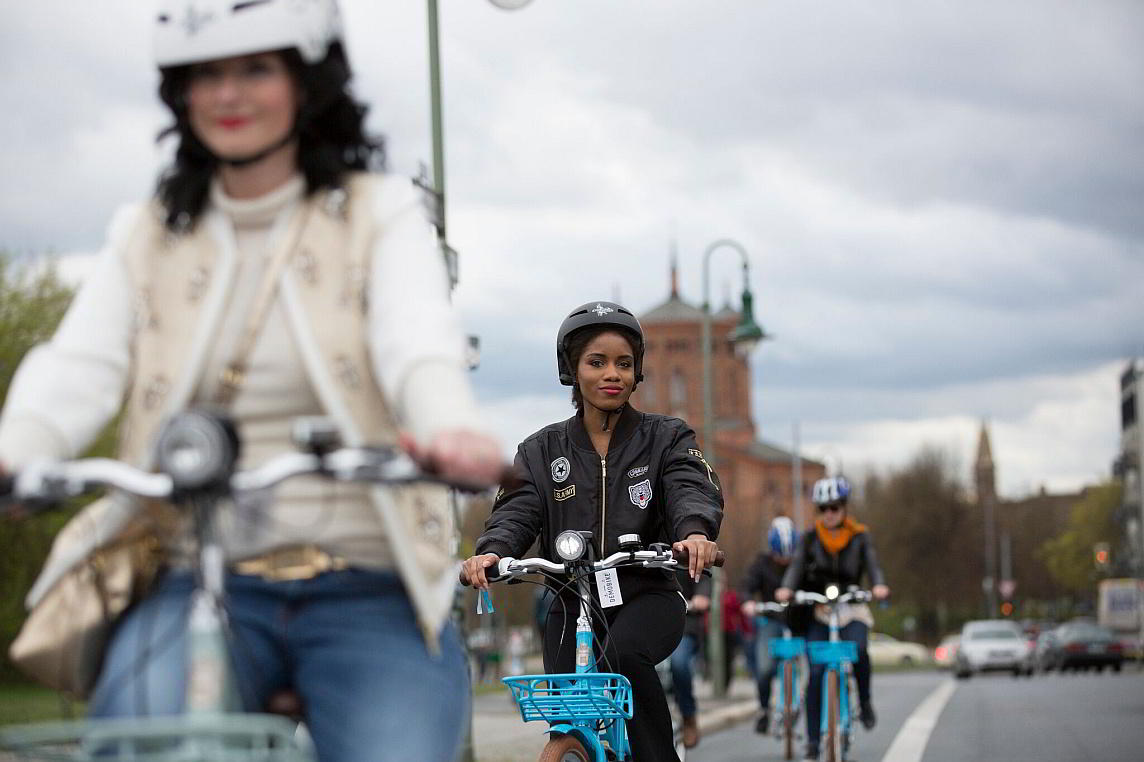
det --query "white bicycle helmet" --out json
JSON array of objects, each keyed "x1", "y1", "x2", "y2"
[
  {"x1": 154, "y1": 0, "x2": 343, "y2": 68},
  {"x1": 811, "y1": 476, "x2": 852, "y2": 506}
]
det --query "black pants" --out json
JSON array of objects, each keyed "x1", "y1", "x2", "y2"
[
  {"x1": 805, "y1": 620, "x2": 871, "y2": 748},
  {"x1": 544, "y1": 588, "x2": 686, "y2": 762}
]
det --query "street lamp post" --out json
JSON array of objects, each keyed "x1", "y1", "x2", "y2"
[{"x1": 700, "y1": 239, "x2": 767, "y2": 699}]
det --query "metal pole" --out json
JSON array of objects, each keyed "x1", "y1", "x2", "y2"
[
  {"x1": 700, "y1": 239, "x2": 751, "y2": 699},
  {"x1": 792, "y1": 422, "x2": 804, "y2": 530},
  {"x1": 983, "y1": 490, "x2": 997, "y2": 618},
  {"x1": 427, "y1": 0, "x2": 446, "y2": 239}
]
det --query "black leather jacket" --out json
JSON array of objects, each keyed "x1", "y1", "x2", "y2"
[
  {"x1": 476, "y1": 405, "x2": 723, "y2": 599},
  {"x1": 780, "y1": 527, "x2": 886, "y2": 594}
]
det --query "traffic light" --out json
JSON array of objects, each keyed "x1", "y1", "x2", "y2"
[
  {"x1": 1000, "y1": 601, "x2": 1014, "y2": 617},
  {"x1": 1094, "y1": 542, "x2": 1111, "y2": 571}
]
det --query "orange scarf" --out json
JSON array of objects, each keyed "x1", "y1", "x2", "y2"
[{"x1": 815, "y1": 516, "x2": 867, "y2": 556}]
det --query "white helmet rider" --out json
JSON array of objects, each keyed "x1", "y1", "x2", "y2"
[{"x1": 153, "y1": 0, "x2": 343, "y2": 68}]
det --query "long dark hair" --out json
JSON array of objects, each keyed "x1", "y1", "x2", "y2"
[
  {"x1": 155, "y1": 42, "x2": 384, "y2": 232},
  {"x1": 565, "y1": 325, "x2": 641, "y2": 411}
]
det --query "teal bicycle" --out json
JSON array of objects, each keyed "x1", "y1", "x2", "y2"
[
  {"x1": 752, "y1": 601, "x2": 805, "y2": 761},
  {"x1": 0, "y1": 411, "x2": 475, "y2": 762},
  {"x1": 794, "y1": 586, "x2": 872, "y2": 762},
  {"x1": 481, "y1": 531, "x2": 722, "y2": 762}
]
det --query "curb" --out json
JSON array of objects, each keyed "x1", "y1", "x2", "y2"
[{"x1": 694, "y1": 698, "x2": 758, "y2": 736}]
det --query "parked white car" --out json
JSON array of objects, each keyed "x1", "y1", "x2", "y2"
[
  {"x1": 868, "y1": 632, "x2": 930, "y2": 667},
  {"x1": 955, "y1": 620, "x2": 1032, "y2": 678}
]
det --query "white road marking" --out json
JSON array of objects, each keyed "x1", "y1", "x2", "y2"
[{"x1": 879, "y1": 679, "x2": 957, "y2": 762}]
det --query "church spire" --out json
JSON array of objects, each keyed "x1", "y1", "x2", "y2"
[
  {"x1": 669, "y1": 238, "x2": 679, "y2": 298},
  {"x1": 975, "y1": 420, "x2": 996, "y2": 502}
]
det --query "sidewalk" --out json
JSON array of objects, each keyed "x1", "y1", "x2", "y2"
[{"x1": 469, "y1": 673, "x2": 757, "y2": 762}]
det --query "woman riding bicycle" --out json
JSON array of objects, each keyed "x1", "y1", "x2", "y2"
[
  {"x1": 0, "y1": 1, "x2": 501, "y2": 760},
  {"x1": 460, "y1": 301, "x2": 723, "y2": 762},
  {"x1": 775, "y1": 477, "x2": 889, "y2": 762}
]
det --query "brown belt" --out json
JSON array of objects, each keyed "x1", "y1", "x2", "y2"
[{"x1": 233, "y1": 545, "x2": 349, "y2": 581}]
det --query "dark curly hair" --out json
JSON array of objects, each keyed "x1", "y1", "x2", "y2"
[
  {"x1": 155, "y1": 42, "x2": 384, "y2": 232},
  {"x1": 565, "y1": 325, "x2": 641, "y2": 411}
]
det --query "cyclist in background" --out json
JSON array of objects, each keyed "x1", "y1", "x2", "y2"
[
  {"x1": 669, "y1": 568, "x2": 712, "y2": 749},
  {"x1": 0, "y1": 2, "x2": 501, "y2": 760},
  {"x1": 462, "y1": 301, "x2": 723, "y2": 762},
  {"x1": 776, "y1": 477, "x2": 890, "y2": 762},
  {"x1": 742, "y1": 516, "x2": 802, "y2": 734}
]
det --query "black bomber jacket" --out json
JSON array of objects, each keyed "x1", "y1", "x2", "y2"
[{"x1": 475, "y1": 405, "x2": 724, "y2": 600}]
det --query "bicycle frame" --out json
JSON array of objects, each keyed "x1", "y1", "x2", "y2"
[
  {"x1": 755, "y1": 602, "x2": 804, "y2": 760},
  {"x1": 488, "y1": 540, "x2": 722, "y2": 762},
  {"x1": 796, "y1": 588, "x2": 870, "y2": 762},
  {"x1": 0, "y1": 411, "x2": 469, "y2": 762}
]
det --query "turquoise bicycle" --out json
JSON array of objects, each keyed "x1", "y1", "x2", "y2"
[
  {"x1": 0, "y1": 412, "x2": 474, "y2": 762},
  {"x1": 752, "y1": 601, "x2": 805, "y2": 761},
  {"x1": 795, "y1": 586, "x2": 871, "y2": 762},
  {"x1": 481, "y1": 531, "x2": 722, "y2": 762}
]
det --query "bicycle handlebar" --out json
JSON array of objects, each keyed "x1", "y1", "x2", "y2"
[
  {"x1": 1, "y1": 447, "x2": 496, "y2": 513},
  {"x1": 482, "y1": 546, "x2": 724, "y2": 585},
  {"x1": 793, "y1": 588, "x2": 873, "y2": 606}
]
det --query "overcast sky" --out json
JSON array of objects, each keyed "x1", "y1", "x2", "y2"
[{"x1": 1, "y1": 0, "x2": 1141, "y2": 498}]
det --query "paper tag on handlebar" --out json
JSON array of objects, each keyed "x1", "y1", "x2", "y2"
[
  {"x1": 477, "y1": 589, "x2": 495, "y2": 615},
  {"x1": 595, "y1": 569, "x2": 623, "y2": 608}
]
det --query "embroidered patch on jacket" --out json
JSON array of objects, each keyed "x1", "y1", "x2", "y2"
[
  {"x1": 554, "y1": 485, "x2": 576, "y2": 501},
  {"x1": 627, "y1": 465, "x2": 649, "y2": 478},
  {"x1": 628, "y1": 479, "x2": 653, "y2": 509},
  {"x1": 551, "y1": 457, "x2": 571, "y2": 483}
]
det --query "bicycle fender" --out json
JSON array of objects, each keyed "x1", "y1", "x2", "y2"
[{"x1": 546, "y1": 725, "x2": 607, "y2": 762}]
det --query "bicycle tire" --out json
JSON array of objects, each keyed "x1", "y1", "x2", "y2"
[
  {"x1": 782, "y1": 659, "x2": 795, "y2": 761},
  {"x1": 825, "y1": 669, "x2": 842, "y2": 762},
  {"x1": 538, "y1": 733, "x2": 591, "y2": 762}
]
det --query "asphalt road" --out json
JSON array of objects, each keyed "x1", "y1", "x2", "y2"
[{"x1": 688, "y1": 668, "x2": 1144, "y2": 762}]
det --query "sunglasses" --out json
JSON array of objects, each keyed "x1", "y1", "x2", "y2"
[{"x1": 817, "y1": 503, "x2": 845, "y2": 513}]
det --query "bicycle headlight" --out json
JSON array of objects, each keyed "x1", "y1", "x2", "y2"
[
  {"x1": 154, "y1": 409, "x2": 239, "y2": 491},
  {"x1": 555, "y1": 530, "x2": 587, "y2": 562},
  {"x1": 825, "y1": 584, "x2": 840, "y2": 601}
]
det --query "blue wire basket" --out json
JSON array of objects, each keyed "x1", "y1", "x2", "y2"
[
  {"x1": 768, "y1": 637, "x2": 806, "y2": 660},
  {"x1": 807, "y1": 640, "x2": 858, "y2": 665},
  {"x1": 502, "y1": 673, "x2": 634, "y2": 723}
]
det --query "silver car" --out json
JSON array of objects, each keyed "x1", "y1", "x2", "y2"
[{"x1": 954, "y1": 620, "x2": 1031, "y2": 678}]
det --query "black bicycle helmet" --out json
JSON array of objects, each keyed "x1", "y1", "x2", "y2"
[{"x1": 556, "y1": 301, "x2": 645, "y2": 386}]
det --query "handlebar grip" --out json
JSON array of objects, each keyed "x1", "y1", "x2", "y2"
[{"x1": 671, "y1": 547, "x2": 725, "y2": 567}]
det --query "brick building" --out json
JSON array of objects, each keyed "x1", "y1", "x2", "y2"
[{"x1": 631, "y1": 262, "x2": 825, "y2": 584}]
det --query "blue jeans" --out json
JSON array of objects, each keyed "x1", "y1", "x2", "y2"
[
  {"x1": 90, "y1": 569, "x2": 469, "y2": 762},
  {"x1": 753, "y1": 616, "x2": 787, "y2": 710},
  {"x1": 804, "y1": 620, "x2": 870, "y2": 749},
  {"x1": 669, "y1": 631, "x2": 701, "y2": 719}
]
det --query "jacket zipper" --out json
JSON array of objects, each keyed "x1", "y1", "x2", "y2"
[{"x1": 599, "y1": 458, "x2": 607, "y2": 556}]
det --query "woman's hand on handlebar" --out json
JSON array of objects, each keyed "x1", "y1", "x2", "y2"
[
  {"x1": 673, "y1": 533, "x2": 718, "y2": 582},
  {"x1": 873, "y1": 584, "x2": 890, "y2": 601},
  {"x1": 775, "y1": 587, "x2": 793, "y2": 603},
  {"x1": 460, "y1": 553, "x2": 500, "y2": 590},
  {"x1": 400, "y1": 430, "x2": 505, "y2": 490}
]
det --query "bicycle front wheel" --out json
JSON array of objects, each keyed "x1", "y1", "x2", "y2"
[
  {"x1": 538, "y1": 733, "x2": 591, "y2": 762},
  {"x1": 782, "y1": 660, "x2": 796, "y2": 761},
  {"x1": 825, "y1": 669, "x2": 843, "y2": 762}
]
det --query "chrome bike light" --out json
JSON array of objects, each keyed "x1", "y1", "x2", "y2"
[
  {"x1": 555, "y1": 530, "x2": 587, "y2": 561},
  {"x1": 825, "y1": 584, "x2": 840, "y2": 601},
  {"x1": 154, "y1": 409, "x2": 239, "y2": 491}
]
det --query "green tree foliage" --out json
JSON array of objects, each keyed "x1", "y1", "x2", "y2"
[
  {"x1": 1037, "y1": 482, "x2": 1122, "y2": 595},
  {"x1": 0, "y1": 255, "x2": 90, "y2": 683},
  {"x1": 860, "y1": 446, "x2": 982, "y2": 642}
]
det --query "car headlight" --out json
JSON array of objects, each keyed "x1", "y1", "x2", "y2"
[{"x1": 555, "y1": 530, "x2": 587, "y2": 562}]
